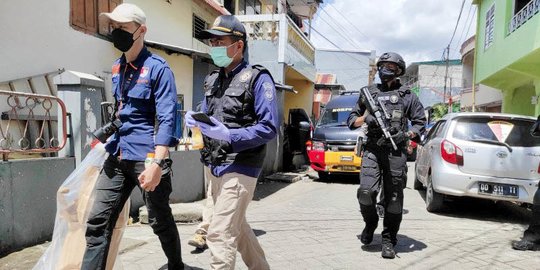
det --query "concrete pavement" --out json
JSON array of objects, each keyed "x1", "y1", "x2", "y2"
[{"x1": 2, "y1": 163, "x2": 539, "y2": 269}]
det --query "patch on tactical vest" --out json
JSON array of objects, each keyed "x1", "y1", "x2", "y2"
[
  {"x1": 240, "y1": 70, "x2": 252, "y2": 82},
  {"x1": 263, "y1": 81, "x2": 274, "y2": 101},
  {"x1": 390, "y1": 94, "x2": 399, "y2": 104}
]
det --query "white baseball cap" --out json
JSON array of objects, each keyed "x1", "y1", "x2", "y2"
[{"x1": 99, "y1": 3, "x2": 146, "y2": 25}]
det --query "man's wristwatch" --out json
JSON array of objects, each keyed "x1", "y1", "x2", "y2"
[{"x1": 152, "y1": 158, "x2": 166, "y2": 169}]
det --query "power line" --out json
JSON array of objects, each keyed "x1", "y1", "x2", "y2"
[
  {"x1": 297, "y1": 0, "x2": 371, "y2": 66},
  {"x1": 448, "y1": 0, "x2": 467, "y2": 47},
  {"x1": 314, "y1": 10, "x2": 370, "y2": 65},
  {"x1": 462, "y1": 6, "x2": 477, "y2": 44},
  {"x1": 444, "y1": 0, "x2": 467, "y2": 104},
  {"x1": 304, "y1": 20, "x2": 373, "y2": 68},
  {"x1": 322, "y1": 3, "x2": 374, "y2": 49},
  {"x1": 456, "y1": 3, "x2": 474, "y2": 49}
]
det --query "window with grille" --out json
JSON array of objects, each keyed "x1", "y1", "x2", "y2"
[
  {"x1": 484, "y1": 4, "x2": 495, "y2": 50},
  {"x1": 514, "y1": 0, "x2": 533, "y2": 14},
  {"x1": 70, "y1": 0, "x2": 122, "y2": 36},
  {"x1": 193, "y1": 14, "x2": 208, "y2": 42},
  {"x1": 238, "y1": 0, "x2": 262, "y2": 15}
]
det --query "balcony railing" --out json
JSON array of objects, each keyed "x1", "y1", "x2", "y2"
[
  {"x1": 237, "y1": 13, "x2": 316, "y2": 78},
  {"x1": 508, "y1": 0, "x2": 540, "y2": 34},
  {"x1": 0, "y1": 90, "x2": 68, "y2": 160}
]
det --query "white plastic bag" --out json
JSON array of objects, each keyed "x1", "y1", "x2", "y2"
[{"x1": 34, "y1": 144, "x2": 129, "y2": 270}]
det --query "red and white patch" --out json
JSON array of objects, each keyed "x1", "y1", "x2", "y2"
[
  {"x1": 112, "y1": 64, "x2": 120, "y2": 78},
  {"x1": 140, "y1": 67, "x2": 150, "y2": 78}
]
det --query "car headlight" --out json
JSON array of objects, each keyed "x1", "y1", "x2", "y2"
[{"x1": 312, "y1": 141, "x2": 325, "y2": 151}]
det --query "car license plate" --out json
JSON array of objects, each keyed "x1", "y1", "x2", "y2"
[
  {"x1": 342, "y1": 165, "x2": 356, "y2": 171},
  {"x1": 478, "y1": 182, "x2": 518, "y2": 198},
  {"x1": 340, "y1": 155, "x2": 353, "y2": 161}
]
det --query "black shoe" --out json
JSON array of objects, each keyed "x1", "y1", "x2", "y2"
[
  {"x1": 512, "y1": 239, "x2": 536, "y2": 251},
  {"x1": 360, "y1": 225, "x2": 377, "y2": 245},
  {"x1": 381, "y1": 242, "x2": 396, "y2": 259}
]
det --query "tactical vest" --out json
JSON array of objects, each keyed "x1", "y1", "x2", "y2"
[
  {"x1": 366, "y1": 84, "x2": 409, "y2": 147},
  {"x1": 201, "y1": 64, "x2": 272, "y2": 167}
]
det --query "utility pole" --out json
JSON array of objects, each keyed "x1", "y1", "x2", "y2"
[
  {"x1": 448, "y1": 77, "x2": 453, "y2": 113},
  {"x1": 443, "y1": 45, "x2": 450, "y2": 105}
]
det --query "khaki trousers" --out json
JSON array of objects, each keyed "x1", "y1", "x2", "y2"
[
  {"x1": 196, "y1": 178, "x2": 214, "y2": 234},
  {"x1": 205, "y1": 168, "x2": 270, "y2": 270}
]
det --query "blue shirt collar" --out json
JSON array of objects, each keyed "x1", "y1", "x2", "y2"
[{"x1": 119, "y1": 46, "x2": 150, "y2": 68}]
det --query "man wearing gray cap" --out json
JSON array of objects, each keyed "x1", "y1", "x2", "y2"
[
  {"x1": 185, "y1": 15, "x2": 276, "y2": 270},
  {"x1": 82, "y1": 3, "x2": 183, "y2": 269}
]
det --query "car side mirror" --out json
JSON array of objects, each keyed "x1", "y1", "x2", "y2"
[{"x1": 299, "y1": 121, "x2": 311, "y2": 132}]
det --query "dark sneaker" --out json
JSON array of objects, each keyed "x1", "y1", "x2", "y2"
[
  {"x1": 512, "y1": 239, "x2": 535, "y2": 251},
  {"x1": 360, "y1": 225, "x2": 377, "y2": 245},
  {"x1": 381, "y1": 242, "x2": 396, "y2": 259}
]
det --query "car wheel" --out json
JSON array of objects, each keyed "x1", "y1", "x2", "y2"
[
  {"x1": 317, "y1": 171, "x2": 329, "y2": 181},
  {"x1": 426, "y1": 174, "x2": 444, "y2": 212}
]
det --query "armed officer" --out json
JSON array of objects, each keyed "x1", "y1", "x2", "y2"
[
  {"x1": 347, "y1": 52, "x2": 426, "y2": 259},
  {"x1": 185, "y1": 15, "x2": 277, "y2": 269}
]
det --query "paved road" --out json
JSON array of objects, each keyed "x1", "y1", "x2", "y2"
[
  {"x1": 120, "y1": 163, "x2": 539, "y2": 269},
  {"x1": 2, "y1": 163, "x2": 539, "y2": 269}
]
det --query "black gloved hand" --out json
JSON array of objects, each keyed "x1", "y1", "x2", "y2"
[
  {"x1": 364, "y1": 114, "x2": 377, "y2": 126},
  {"x1": 391, "y1": 131, "x2": 407, "y2": 145}
]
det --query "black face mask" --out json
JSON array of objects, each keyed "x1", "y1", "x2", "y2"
[
  {"x1": 378, "y1": 66, "x2": 398, "y2": 84},
  {"x1": 111, "y1": 26, "x2": 140, "y2": 52}
]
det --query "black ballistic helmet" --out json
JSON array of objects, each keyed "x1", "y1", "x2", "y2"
[{"x1": 377, "y1": 52, "x2": 406, "y2": 76}]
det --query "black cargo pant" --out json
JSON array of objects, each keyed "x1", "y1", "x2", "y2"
[
  {"x1": 81, "y1": 155, "x2": 183, "y2": 270},
  {"x1": 523, "y1": 187, "x2": 540, "y2": 242},
  {"x1": 357, "y1": 144, "x2": 407, "y2": 245}
]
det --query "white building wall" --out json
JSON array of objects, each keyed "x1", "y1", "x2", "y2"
[
  {"x1": 418, "y1": 65, "x2": 462, "y2": 89},
  {"x1": 315, "y1": 49, "x2": 374, "y2": 90},
  {"x1": 0, "y1": 0, "x2": 199, "y2": 108}
]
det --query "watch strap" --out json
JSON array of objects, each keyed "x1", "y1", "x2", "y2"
[{"x1": 152, "y1": 158, "x2": 165, "y2": 168}]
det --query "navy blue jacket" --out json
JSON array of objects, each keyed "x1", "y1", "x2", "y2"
[{"x1": 105, "y1": 47, "x2": 178, "y2": 161}]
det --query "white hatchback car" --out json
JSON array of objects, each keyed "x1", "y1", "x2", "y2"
[{"x1": 414, "y1": 112, "x2": 540, "y2": 212}]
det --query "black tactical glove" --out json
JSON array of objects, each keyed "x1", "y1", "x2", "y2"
[{"x1": 364, "y1": 114, "x2": 377, "y2": 126}]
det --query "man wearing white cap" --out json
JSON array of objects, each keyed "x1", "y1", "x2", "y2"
[{"x1": 82, "y1": 4, "x2": 183, "y2": 269}]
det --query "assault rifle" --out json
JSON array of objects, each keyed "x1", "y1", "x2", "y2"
[{"x1": 360, "y1": 87, "x2": 397, "y2": 150}]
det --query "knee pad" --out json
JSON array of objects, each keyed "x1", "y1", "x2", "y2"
[
  {"x1": 357, "y1": 188, "x2": 375, "y2": 206},
  {"x1": 386, "y1": 192, "x2": 402, "y2": 214}
]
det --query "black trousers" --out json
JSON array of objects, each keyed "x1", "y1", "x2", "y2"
[
  {"x1": 357, "y1": 145, "x2": 407, "y2": 244},
  {"x1": 524, "y1": 187, "x2": 540, "y2": 242},
  {"x1": 81, "y1": 156, "x2": 183, "y2": 270}
]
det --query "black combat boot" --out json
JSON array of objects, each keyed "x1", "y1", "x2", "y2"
[
  {"x1": 512, "y1": 239, "x2": 536, "y2": 251},
  {"x1": 381, "y1": 241, "x2": 396, "y2": 259},
  {"x1": 360, "y1": 224, "x2": 377, "y2": 245}
]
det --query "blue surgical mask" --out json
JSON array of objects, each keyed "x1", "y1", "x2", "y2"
[{"x1": 209, "y1": 42, "x2": 238, "y2": 67}]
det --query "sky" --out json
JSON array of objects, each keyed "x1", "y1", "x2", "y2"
[{"x1": 309, "y1": 0, "x2": 477, "y2": 64}]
